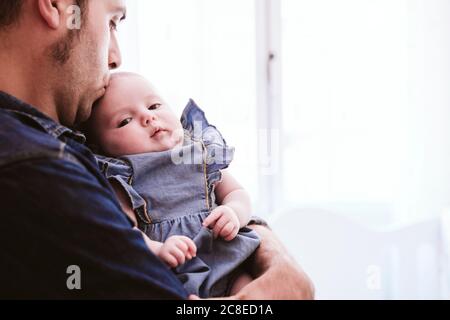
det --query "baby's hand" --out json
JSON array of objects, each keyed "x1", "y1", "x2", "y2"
[
  {"x1": 203, "y1": 205, "x2": 240, "y2": 241},
  {"x1": 159, "y1": 236, "x2": 197, "y2": 268}
]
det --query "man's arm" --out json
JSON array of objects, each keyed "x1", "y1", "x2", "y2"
[
  {"x1": 238, "y1": 224, "x2": 315, "y2": 300},
  {"x1": 0, "y1": 157, "x2": 187, "y2": 299}
]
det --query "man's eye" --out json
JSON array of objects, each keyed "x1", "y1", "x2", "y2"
[
  {"x1": 118, "y1": 118, "x2": 132, "y2": 128},
  {"x1": 148, "y1": 104, "x2": 162, "y2": 111}
]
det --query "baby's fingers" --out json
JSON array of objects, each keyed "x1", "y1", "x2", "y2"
[
  {"x1": 161, "y1": 253, "x2": 179, "y2": 268},
  {"x1": 220, "y1": 222, "x2": 236, "y2": 240},
  {"x1": 169, "y1": 247, "x2": 186, "y2": 265},
  {"x1": 213, "y1": 216, "x2": 229, "y2": 239},
  {"x1": 202, "y1": 210, "x2": 222, "y2": 228},
  {"x1": 183, "y1": 238, "x2": 197, "y2": 258},
  {"x1": 223, "y1": 225, "x2": 239, "y2": 242},
  {"x1": 177, "y1": 237, "x2": 197, "y2": 260}
]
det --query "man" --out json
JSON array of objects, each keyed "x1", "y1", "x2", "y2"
[{"x1": 0, "y1": 0, "x2": 313, "y2": 299}]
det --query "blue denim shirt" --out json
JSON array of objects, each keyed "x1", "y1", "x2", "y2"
[{"x1": 0, "y1": 91, "x2": 188, "y2": 299}]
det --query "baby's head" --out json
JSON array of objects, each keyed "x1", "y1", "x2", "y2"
[{"x1": 86, "y1": 72, "x2": 184, "y2": 157}]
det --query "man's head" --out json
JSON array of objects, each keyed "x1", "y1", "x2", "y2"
[
  {"x1": 1, "y1": 1, "x2": 89, "y2": 64},
  {"x1": 0, "y1": 0, "x2": 126, "y2": 126},
  {"x1": 85, "y1": 72, "x2": 184, "y2": 157}
]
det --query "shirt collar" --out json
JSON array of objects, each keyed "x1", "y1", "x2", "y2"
[{"x1": 0, "y1": 91, "x2": 86, "y2": 144}]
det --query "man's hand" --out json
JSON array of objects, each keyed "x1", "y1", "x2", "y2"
[
  {"x1": 158, "y1": 236, "x2": 197, "y2": 268},
  {"x1": 189, "y1": 224, "x2": 315, "y2": 300},
  {"x1": 236, "y1": 224, "x2": 314, "y2": 300},
  {"x1": 202, "y1": 205, "x2": 240, "y2": 241}
]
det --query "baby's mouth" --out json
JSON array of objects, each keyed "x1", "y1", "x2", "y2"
[{"x1": 150, "y1": 128, "x2": 166, "y2": 138}]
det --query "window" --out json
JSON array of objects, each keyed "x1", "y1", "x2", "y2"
[
  {"x1": 281, "y1": 0, "x2": 450, "y2": 226},
  {"x1": 118, "y1": 0, "x2": 450, "y2": 226},
  {"x1": 118, "y1": 0, "x2": 259, "y2": 205}
]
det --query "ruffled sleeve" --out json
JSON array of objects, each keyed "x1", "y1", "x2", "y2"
[
  {"x1": 95, "y1": 155, "x2": 148, "y2": 216},
  {"x1": 180, "y1": 99, "x2": 235, "y2": 187}
]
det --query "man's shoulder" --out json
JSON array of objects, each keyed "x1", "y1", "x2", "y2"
[{"x1": 0, "y1": 108, "x2": 67, "y2": 167}]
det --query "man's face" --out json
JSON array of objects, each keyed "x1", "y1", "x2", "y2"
[
  {"x1": 54, "y1": 0, "x2": 126, "y2": 126},
  {"x1": 88, "y1": 74, "x2": 184, "y2": 157}
]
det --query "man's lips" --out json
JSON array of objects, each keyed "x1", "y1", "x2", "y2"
[
  {"x1": 97, "y1": 76, "x2": 110, "y2": 99},
  {"x1": 94, "y1": 86, "x2": 107, "y2": 101}
]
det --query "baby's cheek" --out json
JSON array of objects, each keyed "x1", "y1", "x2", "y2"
[
  {"x1": 171, "y1": 130, "x2": 184, "y2": 147},
  {"x1": 103, "y1": 132, "x2": 130, "y2": 157}
]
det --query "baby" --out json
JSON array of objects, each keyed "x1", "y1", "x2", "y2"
[{"x1": 85, "y1": 72, "x2": 260, "y2": 298}]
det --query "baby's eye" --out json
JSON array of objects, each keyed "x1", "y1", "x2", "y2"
[
  {"x1": 148, "y1": 103, "x2": 162, "y2": 111},
  {"x1": 118, "y1": 118, "x2": 132, "y2": 128}
]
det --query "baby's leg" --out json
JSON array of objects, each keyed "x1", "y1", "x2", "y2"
[{"x1": 229, "y1": 272, "x2": 254, "y2": 296}]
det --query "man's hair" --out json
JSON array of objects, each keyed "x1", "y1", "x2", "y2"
[
  {"x1": 0, "y1": 0, "x2": 24, "y2": 29},
  {"x1": 0, "y1": 0, "x2": 88, "y2": 30}
]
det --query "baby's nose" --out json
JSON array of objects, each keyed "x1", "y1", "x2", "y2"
[{"x1": 142, "y1": 113, "x2": 156, "y2": 126}]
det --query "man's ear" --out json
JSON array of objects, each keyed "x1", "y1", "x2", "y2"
[{"x1": 37, "y1": 0, "x2": 64, "y2": 29}]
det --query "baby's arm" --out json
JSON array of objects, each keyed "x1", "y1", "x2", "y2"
[
  {"x1": 203, "y1": 170, "x2": 252, "y2": 241},
  {"x1": 110, "y1": 180, "x2": 197, "y2": 267}
]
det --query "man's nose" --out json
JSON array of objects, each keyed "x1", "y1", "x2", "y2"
[{"x1": 108, "y1": 33, "x2": 122, "y2": 70}]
